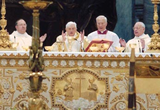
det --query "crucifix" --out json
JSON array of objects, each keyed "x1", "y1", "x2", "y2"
[{"x1": 75, "y1": 72, "x2": 85, "y2": 97}]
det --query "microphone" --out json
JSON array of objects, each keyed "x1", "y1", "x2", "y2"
[{"x1": 14, "y1": 36, "x2": 16, "y2": 43}]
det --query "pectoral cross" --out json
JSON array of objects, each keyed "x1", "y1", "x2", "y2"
[{"x1": 75, "y1": 73, "x2": 85, "y2": 97}]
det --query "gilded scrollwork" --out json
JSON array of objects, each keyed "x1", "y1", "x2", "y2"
[
  {"x1": 146, "y1": 94, "x2": 160, "y2": 109},
  {"x1": 111, "y1": 73, "x2": 128, "y2": 93},
  {"x1": 110, "y1": 73, "x2": 128, "y2": 109},
  {"x1": 16, "y1": 83, "x2": 23, "y2": 92}
]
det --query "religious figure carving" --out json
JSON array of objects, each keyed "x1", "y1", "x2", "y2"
[
  {"x1": 64, "y1": 78, "x2": 74, "y2": 101},
  {"x1": 88, "y1": 78, "x2": 98, "y2": 101},
  {"x1": 55, "y1": 89, "x2": 65, "y2": 103}
]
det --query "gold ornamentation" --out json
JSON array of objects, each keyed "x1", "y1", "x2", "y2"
[
  {"x1": 146, "y1": 94, "x2": 160, "y2": 109},
  {"x1": 52, "y1": 71, "x2": 58, "y2": 75},
  {"x1": 41, "y1": 83, "x2": 48, "y2": 92},
  {"x1": 9, "y1": 88, "x2": 15, "y2": 94},
  {"x1": 1, "y1": 52, "x2": 160, "y2": 109},
  {"x1": 50, "y1": 68, "x2": 110, "y2": 109},
  {"x1": 115, "y1": 74, "x2": 124, "y2": 81},
  {"x1": 111, "y1": 74, "x2": 128, "y2": 93},
  {"x1": 16, "y1": 83, "x2": 23, "y2": 92},
  {"x1": 6, "y1": 70, "x2": 14, "y2": 74},
  {"x1": 14, "y1": 3, "x2": 52, "y2": 110},
  {"x1": 147, "y1": 0, "x2": 160, "y2": 52},
  {"x1": 136, "y1": 95, "x2": 145, "y2": 104},
  {"x1": 110, "y1": 93, "x2": 128, "y2": 104},
  {"x1": 115, "y1": 47, "x2": 125, "y2": 52},
  {"x1": 113, "y1": 84, "x2": 120, "y2": 93},
  {"x1": 0, "y1": 84, "x2": 4, "y2": 98},
  {"x1": 104, "y1": 71, "x2": 112, "y2": 76},
  {"x1": 44, "y1": 46, "x2": 53, "y2": 51},
  {"x1": 135, "y1": 61, "x2": 160, "y2": 77},
  {"x1": 0, "y1": 0, "x2": 17, "y2": 50},
  {"x1": 110, "y1": 101, "x2": 128, "y2": 110},
  {"x1": 19, "y1": 73, "x2": 26, "y2": 80}
]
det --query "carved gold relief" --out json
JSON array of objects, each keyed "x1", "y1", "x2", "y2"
[
  {"x1": 135, "y1": 61, "x2": 160, "y2": 77},
  {"x1": 0, "y1": 0, "x2": 17, "y2": 50},
  {"x1": 147, "y1": 0, "x2": 160, "y2": 52},
  {"x1": 16, "y1": 83, "x2": 23, "y2": 92},
  {"x1": 0, "y1": 84, "x2": 4, "y2": 98},
  {"x1": 1, "y1": 52, "x2": 160, "y2": 109},
  {"x1": 111, "y1": 73, "x2": 128, "y2": 93},
  {"x1": 50, "y1": 68, "x2": 110, "y2": 109},
  {"x1": 146, "y1": 94, "x2": 160, "y2": 109},
  {"x1": 110, "y1": 73, "x2": 129, "y2": 109},
  {"x1": 6, "y1": 70, "x2": 14, "y2": 74}
]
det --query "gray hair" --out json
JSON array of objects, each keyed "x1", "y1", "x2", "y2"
[
  {"x1": 137, "y1": 22, "x2": 145, "y2": 28},
  {"x1": 96, "y1": 15, "x2": 107, "y2": 22},
  {"x1": 66, "y1": 21, "x2": 77, "y2": 29}
]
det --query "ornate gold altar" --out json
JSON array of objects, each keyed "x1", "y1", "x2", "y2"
[{"x1": 0, "y1": 52, "x2": 160, "y2": 110}]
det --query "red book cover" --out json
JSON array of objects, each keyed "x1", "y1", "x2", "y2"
[{"x1": 85, "y1": 39, "x2": 113, "y2": 52}]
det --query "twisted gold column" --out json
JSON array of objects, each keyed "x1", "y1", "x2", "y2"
[{"x1": 19, "y1": 0, "x2": 52, "y2": 109}]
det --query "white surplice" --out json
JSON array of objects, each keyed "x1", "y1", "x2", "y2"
[
  {"x1": 125, "y1": 34, "x2": 151, "y2": 53},
  {"x1": 10, "y1": 31, "x2": 32, "y2": 51}
]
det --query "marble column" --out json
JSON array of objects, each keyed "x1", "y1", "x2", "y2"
[{"x1": 114, "y1": 0, "x2": 134, "y2": 42}]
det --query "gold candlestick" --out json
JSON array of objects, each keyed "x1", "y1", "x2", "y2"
[
  {"x1": 147, "y1": 0, "x2": 160, "y2": 52},
  {"x1": 0, "y1": 0, "x2": 16, "y2": 50},
  {"x1": 19, "y1": 0, "x2": 52, "y2": 109}
]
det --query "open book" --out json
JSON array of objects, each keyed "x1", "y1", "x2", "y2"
[{"x1": 85, "y1": 39, "x2": 113, "y2": 52}]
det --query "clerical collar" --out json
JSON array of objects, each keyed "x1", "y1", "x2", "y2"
[
  {"x1": 135, "y1": 34, "x2": 145, "y2": 39},
  {"x1": 14, "y1": 31, "x2": 28, "y2": 37},
  {"x1": 97, "y1": 30, "x2": 108, "y2": 34}
]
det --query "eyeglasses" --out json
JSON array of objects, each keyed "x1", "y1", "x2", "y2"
[{"x1": 133, "y1": 27, "x2": 142, "y2": 30}]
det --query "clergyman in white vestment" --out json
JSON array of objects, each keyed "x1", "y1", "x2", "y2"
[
  {"x1": 10, "y1": 30, "x2": 32, "y2": 51},
  {"x1": 9, "y1": 19, "x2": 47, "y2": 51},
  {"x1": 119, "y1": 22, "x2": 151, "y2": 53},
  {"x1": 87, "y1": 15, "x2": 120, "y2": 52},
  {"x1": 51, "y1": 21, "x2": 85, "y2": 52}
]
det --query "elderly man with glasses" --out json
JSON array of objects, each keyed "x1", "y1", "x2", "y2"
[{"x1": 119, "y1": 22, "x2": 151, "y2": 53}]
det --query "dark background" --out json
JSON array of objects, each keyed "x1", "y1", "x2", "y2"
[
  {"x1": 0, "y1": 0, "x2": 117, "y2": 47},
  {"x1": 0, "y1": 0, "x2": 158, "y2": 47}
]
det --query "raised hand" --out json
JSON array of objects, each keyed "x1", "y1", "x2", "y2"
[
  {"x1": 140, "y1": 39, "x2": 145, "y2": 49},
  {"x1": 62, "y1": 30, "x2": 66, "y2": 42},
  {"x1": 40, "y1": 33, "x2": 47, "y2": 43},
  {"x1": 80, "y1": 30, "x2": 85, "y2": 42},
  {"x1": 119, "y1": 38, "x2": 126, "y2": 47}
]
